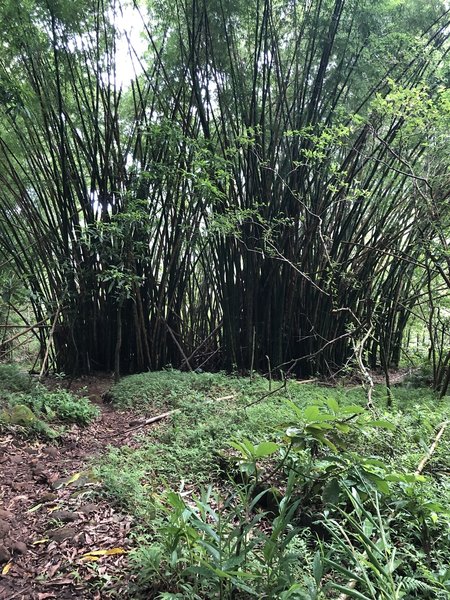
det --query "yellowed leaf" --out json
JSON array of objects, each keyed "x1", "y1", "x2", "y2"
[
  {"x1": 64, "y1": 472, "x2": 82, "y2": 486},
  {"x1": 47, "y1": 505, "x2": 62, "y2": 513},
  {"x1": 1, "y1": 561, "x2": 12, "y2": 575},
  {"x1": 27, "y1": 503, "x2": 43, "y2": 514},
  {"x1": 32, "y1": 538, "x2": 49, "y2": 545},
  {"x1": 81, "y1": 547, "x2": 127, "y2": 559},
  {"x1": 79, "y1": 555, "x2": 101, "y2": 562}
]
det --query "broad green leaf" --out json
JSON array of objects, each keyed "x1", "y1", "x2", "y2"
[
  {"x1": 313, "y1": 551, "x2": 323, "y2": 585},
  {"x1": 327, "y1": 397, "x2": 339, "y2": 413},
  {"x1": 327, "y1": 583, "x2": 371, "y2": 600},
  {"x1": 323, "y1": 558, "x2": 366, "y2": 586},
  {"x1": 340, "y1": 405, "x2": 365, "y2": 415},
  {"x1": 303, "y1": 405, "x2": 320, "y2": 421},
  {"x1": 335, "y1": 422, "x2": 350, "y2": 433},
  {"x1": 254, "y1": 441, "x2": 279, "y2": 458},
  {"x1": 323, "y1": 478, "x2": 341, "y2": 505}
]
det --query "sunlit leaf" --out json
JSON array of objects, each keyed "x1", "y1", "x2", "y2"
[
  {"x1": 81, "y1": 547, "x2": 127, "y2": 558},
  {"x1": 65, "y1": 472, "x2": 82, "y2": 485},
  {"x1": 26, "y1": 503, "x2": 43, "y2": 514},
  {"x1": 254, "y1": 441, "x2": 279, "y2": 458}
]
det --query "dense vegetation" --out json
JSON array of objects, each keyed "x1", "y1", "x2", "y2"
[{"x1": 97, "y1": 370, "x2": 450, "y2": 599}]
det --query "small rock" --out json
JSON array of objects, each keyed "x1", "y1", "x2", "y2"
[
  {"x1": 42, "y1": 447, "x2": 58, "y2": 458},
  {"x1": 0, "y1": 510, "x2": 13, "y2": 521},
  {"x1": 78, "y1": 503, "x2": 99, "y2": 515},
  {"x1": 41, "y1": 493, "x2": 58, "y2": 503},
  {"x1": 0, "y1": 545, "x2": 10, "y2": 564},
  {"x1": 51, "y1": 510, "x2": 78, "y2": 523},
  {"x1": 49, "y1": 527, "x2": 76, "y2": 542},
  {"x1": 11, "y1": 541, "x2": 27, "y2": 555},
  {"x1": 0, "y1": 520, "x2": 10, "y2": 539}
]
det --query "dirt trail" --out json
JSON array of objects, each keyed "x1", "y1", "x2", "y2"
[{"x1": 0, "y1": 377, "x2": 149, "y2": 600}]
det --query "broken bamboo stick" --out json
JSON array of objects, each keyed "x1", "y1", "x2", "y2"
[{"x1": 416, "y1": 420, "x2": 449, "y2": 475}]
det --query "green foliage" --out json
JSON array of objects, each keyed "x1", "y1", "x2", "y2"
[
  {"x1": 0, "y1": 368, "x2": 99, "y2": 438},
  {"x1": 323, "y1": 487, "x2": 450, "y2": 600},
  {"x1": 0, "y1": 363, "x2": 33, "y2": 395},
  {"x1": 97, "y1": 372, "x2": 450, "y2": 598},
  {"x1": 15, "y1": 386, "x2": 100, "y2": 425},
  {"x1": 323, "y1": 489, "x2": 408, "y2": 600},
  {"x1": 131, "y1": 479, "x2": 318, "y2": 599}
]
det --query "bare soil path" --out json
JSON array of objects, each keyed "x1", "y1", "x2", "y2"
[{"x1": 0, "y1": 377, "x2": 153, "y2": 600}]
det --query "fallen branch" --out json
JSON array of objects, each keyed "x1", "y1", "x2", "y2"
[
  {"x1": 416, "y1": 420, "x2": 449, "y2": 475},
  {"x1": 113, "y1": 409, "x2": 180, "y2": 437},
  {"x1": 162, "y1": 319, "x2": 194, "y2": 372},
  {"x1": 0, "y1": 318, "x2": 49, "y2": 346}
]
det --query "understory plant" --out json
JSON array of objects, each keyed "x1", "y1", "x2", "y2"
[{"x1": 133, "y1": 473, "x2": 321, "y2": 599}]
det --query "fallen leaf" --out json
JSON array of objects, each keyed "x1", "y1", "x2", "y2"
[
  {"x1": 43, "y1": 578, "x2": 73, "y2": 586},
  {"x1": 46, "y1": 561, "x2": 61, "y2": 579},
  {"x1": 64, "y1": 472, "x2": 82, "y2": 486},
  {"x1": 27, "y1": 503, "x2": 43, "y2": 514},
  {"x1": 1, "y1": 561, "x2": 12, "y2": 575},
  {"x1": 79, "y1": 555, "x2": 101, "y2": 562},
  {"x1": 81, "y1": 547, "x2": 127, "y2": 560},
  {"x1": 33, "y1": 538, "x2": 50, "y2": 545}
]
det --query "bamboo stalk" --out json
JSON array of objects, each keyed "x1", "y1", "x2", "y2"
[{"x1": 39, "y1": 304, "x2": 61, "y2": 381}]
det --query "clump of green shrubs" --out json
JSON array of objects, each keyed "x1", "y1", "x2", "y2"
[
  {"x1": 0, "y1": 363, "x2": 99, "y2": 438},
  {"x1": 18, "y1": 386, "x2": 100, "y2": 425}
]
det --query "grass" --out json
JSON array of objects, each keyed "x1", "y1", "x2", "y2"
[{"x1": 95, "y1": 370, "x2": 450, "y2": 598}]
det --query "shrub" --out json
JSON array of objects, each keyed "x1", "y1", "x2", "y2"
[
  {"x1": 0, "y1": 363, "x2": 33, "y2": 396},
  {"x1": 18, "y1": 386, "x2": 100, "y2": 425}
]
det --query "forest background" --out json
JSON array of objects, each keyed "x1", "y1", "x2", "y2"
[{"x1": 0, "y1": 0, "x2": 450, "y2": 391}]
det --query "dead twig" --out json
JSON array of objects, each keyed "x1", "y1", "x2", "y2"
[
  {"x1": 0, "y1": 318, "x2": 49, "y2": 346},
  {"x1": 416, "y1": 420, "x2": 449, "y2": 475},
  {"x1": 113, "y1": 409, "x2": 181, "y2": 437}
]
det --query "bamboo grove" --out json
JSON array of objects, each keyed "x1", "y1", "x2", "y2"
[{"x1": 0, "y1": 0, "x2": 449, "y2": 379}]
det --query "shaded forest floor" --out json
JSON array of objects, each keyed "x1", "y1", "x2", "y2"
[{"x1": 0, "y1": 376, "x2": 170, "y2": 600}]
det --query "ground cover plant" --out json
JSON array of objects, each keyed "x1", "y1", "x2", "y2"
[
  {"x1": 96, "y1": 371, "x2": 450, "y2": 599},
  {"x1": 0, "y1": 363, "x2": 99, "y2": 437}
]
